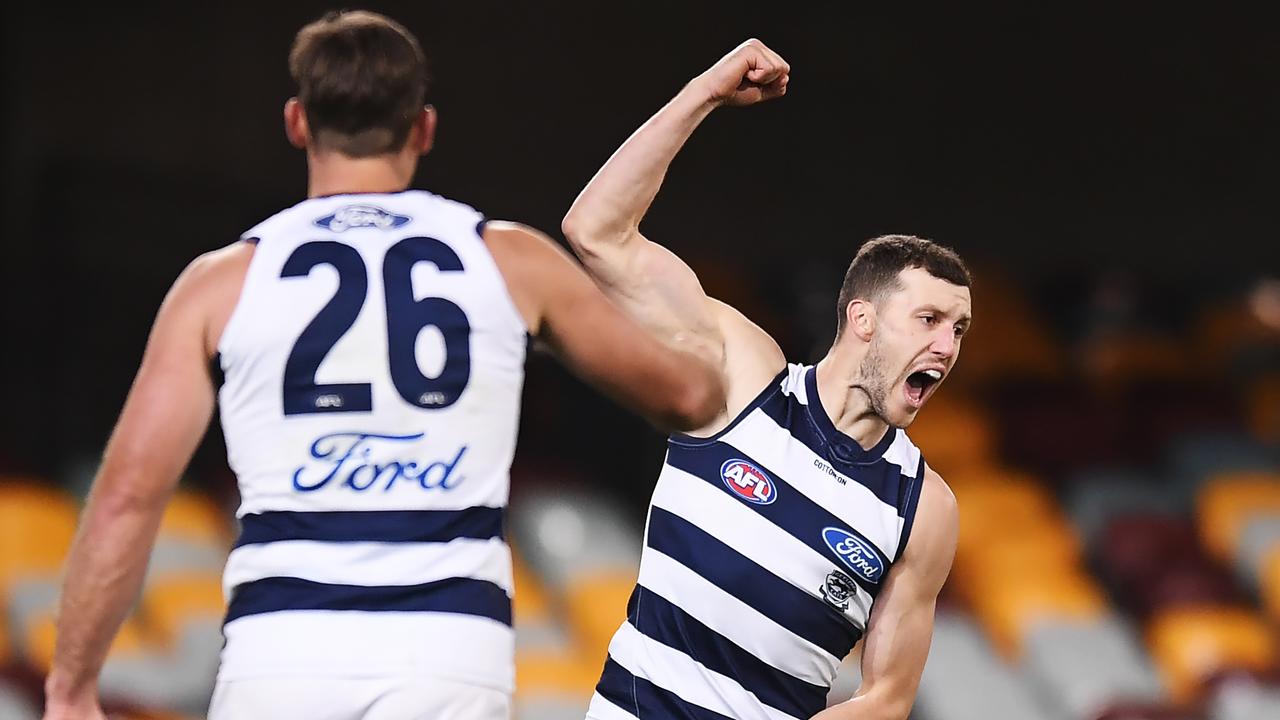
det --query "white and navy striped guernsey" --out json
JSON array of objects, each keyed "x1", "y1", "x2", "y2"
[
  {"x1": 586, "y1": 363, "x2": 926, "y2": 720},
  {"x1": 214, "y1": 191, "x2": 525, "y2": 691}
]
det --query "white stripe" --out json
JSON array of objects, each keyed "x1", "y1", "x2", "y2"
[
  {"x1": 223, "y1": 537, "x2": 513, "y2": 594},
  {"x1": 585, "y1": 692, "x2": 638, "y2": 720},
  {"x1": 219, "y1": 610, "x2": 513, "y2": 689},
  {"x1": 608, "y1": 621, "x2": 802, "y2": 720},
  {"x1": 783, "y1": 364, "x2": 808, "y2": 403},
  {"x1": 721, "y1": 409, "x2": 905, "y2": 560},
  {"x1": 638, "y1": 549, "x2": 840, "y2": 685},
  {"x1": 652, "y1": 464, "x2": 873, "y2": 629},
  {"x1": 882, "y1": 430, "x2": 923, "y2": 480}
]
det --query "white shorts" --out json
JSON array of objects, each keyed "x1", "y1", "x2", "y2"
[{"x1": 208, "y1": 674, "x2": 511, "y2": 720}]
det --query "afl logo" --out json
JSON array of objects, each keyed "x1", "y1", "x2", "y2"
[
  {"x1": 822, "y1": 527, "x2": 885, "y2": 584},
  {"x1": 720, "y1": 459, "x2": 777, "y2": 505}
]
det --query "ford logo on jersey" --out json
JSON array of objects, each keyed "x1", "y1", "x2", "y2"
[
  {"x1": 314, "y1": 205, "x2": 411, "y2": 232},
  {"x1": 292, "y1": 431, "x2": 467, "y2": 493},
  {"x1": 822, "y1": 527, "x2": 885, "y2": 583},
  {"x1": 720, "y1": 459, "x2": 777, "y2": 505}
]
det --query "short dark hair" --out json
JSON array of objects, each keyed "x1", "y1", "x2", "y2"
[
  {"x1": 835, "y1": 235, "x2": 971, "y2": 335},
  {"x1": 289, "y1": 10, "x2": 429, "y2": 157}
]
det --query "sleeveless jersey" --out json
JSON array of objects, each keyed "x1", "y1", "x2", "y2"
[
  {"x1": 214, "y1": 190, "x2": 526, "y2": 691},
  {"x1": 587, "y1": 364, "x2": 926, "y2": 720}
]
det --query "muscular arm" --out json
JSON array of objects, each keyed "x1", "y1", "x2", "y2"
[
  {"x1": 561, "y1": 40, "x2": 792, "y2": 430},
  {"x1": 44, "y1": 247, "x2": 248, "y2": 717},
  {"x1": 484, "y1": 221, "x2": 725, "y2": 431},
  {"x1": 814, "y1": 469, "x2": 959, "y2": 720}
]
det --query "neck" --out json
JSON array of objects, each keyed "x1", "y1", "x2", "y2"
[
  {"x1": 814, "y1": 339, "x2": 891, "y2": 450},
  {"x1": 306, "y1": 150, "x2": 414, "y2": 198}
]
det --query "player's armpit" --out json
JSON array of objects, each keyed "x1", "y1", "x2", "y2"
[
  {"x1": 46, "y1": 254, "x2": 222, "y2": 706},
  {"x1": 483, "y1": 221, "x2": 726, "y2": 432},
  {"x1": 811, "y1": 468, "x2": 958, "y2": 720}
]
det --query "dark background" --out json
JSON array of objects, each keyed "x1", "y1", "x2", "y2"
[{"x1": 3, "y1": 2, "x2": 1277, "y2": 513}]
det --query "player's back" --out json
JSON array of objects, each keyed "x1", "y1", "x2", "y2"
[{"x1": 215, "y1": 190, "x2": 525, "y2": 691}]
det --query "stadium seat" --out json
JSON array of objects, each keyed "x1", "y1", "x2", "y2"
[
  {"x1": 512, "y1": 546, "x2": 571, "y2": 653},
  {"x1": 1146, "y1": 607, "x2": 1277, "y2": 704},
  {"x1": 969, "y1": 569, "x2": 1107, "y2": 658},
  {"x1": 563, "y1": 569, "x2": 637, "y2": 664},
  {"x1": 1235, "y1": 516, "x2": 1280, "y2": 591},
  {"x1": 1093, "y1": 703, "x2": 1202, "y2": 720},
  {"x1": 1022, "y1": 614, "x2": 1165, "y2": 720},
  {"x1": 1197, "y1": 471, "x2": 1280, "y2": 563},
  {"x1": 1164, "y1": 431, "x2": 1278, "y2": 505},
  {"x1": 1248, "y1": 373, "x2": 1280, "y2": 444},
  {"x1": 1079, "y1": 334, "x2": 1193, "y2": 391},
  {"x1": 1065, "y1": 468, "x2": 1183, "y2": 549},
  {"x1": 1096, "y1": 514, "x2": 1235, "y2": 617},
  {"x1": 0, "y1": 675, "x2": 37, "y2": 720},
  {"x1": 0, "y1": 482, "x2": 80, "y2": 593},
  {"x1": 1206, "y1": 672, "x2": 1280, "y2": 720},
  {"x1": 514, "y1": 647, "x2": 599, "y2": 720},
  {"x1": 158, "y1": 491, "x2": 233, "y2": 547},
  {"x1": 1262, "y1": 547, "x2": 1280, "y2": 622},
  {"x1": 895, "y1": 396, "x2": 996, "y2": 476},
  {"x1": 916, "y1": 612, "x2": 1056, "y2": 720},
  {"x1": 141, "y1": 573, "x2": 225, "y2": 647},
  {"x1": 949, "y1": 265, "x2": 1065, "y2": 387}
]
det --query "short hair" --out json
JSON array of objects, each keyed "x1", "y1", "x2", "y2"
[
  {"x1": 289, "y1": 10, "x2": 429, "y2": 157},
  {"x1": 835, "y1": 235, "x2": 971, "y2": 335}
]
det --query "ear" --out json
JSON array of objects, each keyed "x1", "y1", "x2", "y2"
[
  {"x1": 412, "y1": 105, "x2": 437, "y2": 156},
  {"x1": 283, "y1": 98, "x2": 309, "y2": 149},
  {"x1": 845, "y1": 298, "x2": 877, "y2": 342}
]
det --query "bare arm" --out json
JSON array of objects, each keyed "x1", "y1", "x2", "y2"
[
  {"x1": 813, "y1": 469, "x2": 959, "y2": 720},
  {"x1": 561, "y1": 40, "x2": 792, "y2": 428},
  {"x1": 43, "y1": 247, "x2": 248, "y2": 718},
  {"x1": 484, "y1": 221, "x2": 725, "y2": 431}
]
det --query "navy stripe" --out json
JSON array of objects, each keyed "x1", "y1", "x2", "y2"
[
  {"x1": 598, "y1": 656, "x2": 736, "y2": 720},
  {"x1": 631, "y1": 587, "x2": 831, "y2": 718},
  {"x1": 895, "y1": 453, "x2": 928, "y2": 560},
  {"x1": 224, "y1": 576, "x2": 512, "y2": 625},
  {"x1": 664, "y1": 442, "x2": 888, "y2": 599},
  {"x1": 234, "y1": 507, "x2": 503, "y2": 547},
  {"x1": 647, "y1": 507, "x2": 859, "y2": 659},
  {"x1": 747, "y1": 374, "x2": 905, "y2": 510}
]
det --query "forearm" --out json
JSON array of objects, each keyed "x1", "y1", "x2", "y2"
[
  {"x1": 563, "y1": 80, "x2": 718, "y2": 246},
  {"x1": 45, "y1": 480, "x2": 168, "y2": 701},
  {"x1": 810, "y1": 692, "x2": 912, "y2": 720}
]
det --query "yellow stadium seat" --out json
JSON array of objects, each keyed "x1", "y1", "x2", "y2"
[
  {"x1": 158, "y1": 491, "x2": 232, "y2": 546},
  {"x1": 141, "y1": 573, "x2": 225, "y2": 647},
  {"x1": 25, "y1": 611, "x2": 150, "y2": 672},
  {"x1": 563, "y1": 569, "x2": 636, "y2": 664},
  {"x1": 952, "y1": 474, "x2": 1073, "y2": 556},
  {"x1": 1262, "y1": 547, "x2": 1280, "y2": 622},
  {"x1": 0, "y1": 481, "x2": 79, "y2": 597},
  {"x1": 951, "y1": 526, "x2": 1082, "y2": 603},
  {"x1": 1080, "y1": 334, "x2": 1193, "y2": 390},
  {"x1": 902, "y1": 397, "x2": 997, "y2": 476},
  {"x1": 515, "y1": 648, "x2": 601, "y2": 700},
  {"x1": 0, "y1": 607, "x2": 9, "y2": 667},
  {"x1": 1197, "y1": 471, "x2": 1280, "y2": 562},
  {"x1": 1147, "y1": 606, "x2": 1276, "y2": 704},
  {"x1": 511, "y1": 547, "x2": 553, "y2": 627},
  {"x1": 970, "y1": 569, "x2": 1107, "y2": 658}
]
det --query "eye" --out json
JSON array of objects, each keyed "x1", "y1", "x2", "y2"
[
  {"x1": 920, "y1": 314, "x2": 937, "y2": 326},
  {"x1": 954, "y1": 325, "x2": 967, "y2": 338}
]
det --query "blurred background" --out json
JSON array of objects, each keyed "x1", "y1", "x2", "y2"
[{"x1": 2, "y1": 2, "x2": 1279, "y2": 719}]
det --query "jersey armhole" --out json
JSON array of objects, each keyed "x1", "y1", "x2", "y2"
[
  {"x1": 472, "y1": 218, "x2": 533, "y2": 338},
  {"x1": 894, "y1": 456, "x2": 928, "y2": 560},
  {"x1": 213, "y1": 237, "x2": 262, "y2": 366}
]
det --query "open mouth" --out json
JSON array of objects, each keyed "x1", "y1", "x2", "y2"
[{"x1": 904, "y1": 369, "x2": 943, "y2": 408}]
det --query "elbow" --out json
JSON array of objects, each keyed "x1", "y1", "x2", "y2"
[{"x1": 560, "y1": 208, "x2": 627, "y2": 256}]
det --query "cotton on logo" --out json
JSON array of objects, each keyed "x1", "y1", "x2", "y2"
[{"x1": 720, "y1": 459, "x2": 777, "y2": 505}]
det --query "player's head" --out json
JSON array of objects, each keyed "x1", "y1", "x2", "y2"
[
  {"x1": 284, "y1": 10, "x2": 434, "y2": 159},
  {"x1": 834, "y1": 235, "x2": 972, "y2": 428}
]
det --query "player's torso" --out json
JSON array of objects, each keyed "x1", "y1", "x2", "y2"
[
  {"x1": 214, "y1": 190, "x2": 526, "y2": 689},
  {"x1": 593, "y1": 363, "x2": 926, "y2": 720}
]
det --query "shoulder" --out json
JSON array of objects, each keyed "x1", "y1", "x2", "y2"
[
  {"x1": 166, "y1": 242, "x2": 256, "y2": 356},
  {"x1": 909, "y1": 467, "x2": 959, "y2": 560}
]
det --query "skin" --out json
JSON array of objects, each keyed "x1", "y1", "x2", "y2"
[
  {"x1": 42, "y1": 87, "x2": 728, "y2": 719},
  {"x1": 561, "y1": 39, "x2": 967, "y2": 720}
]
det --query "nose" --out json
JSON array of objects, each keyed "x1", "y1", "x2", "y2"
[{"x1": 931, "y1": 326, "x2": 958, "y2": 359}]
